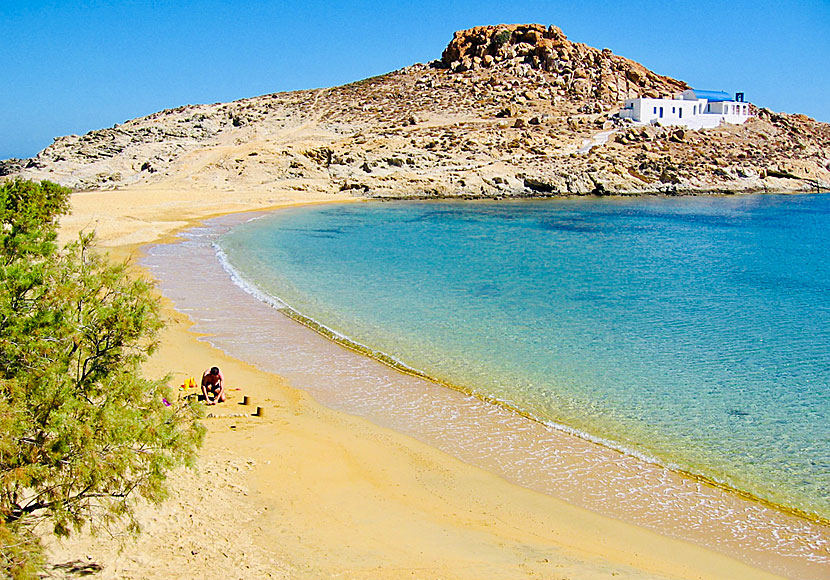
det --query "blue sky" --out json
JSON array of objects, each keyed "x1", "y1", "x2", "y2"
[{"x1": 2, "y1": 0, "x2": 828, "y2": 160}]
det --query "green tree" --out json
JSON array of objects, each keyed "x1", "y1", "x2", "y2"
[{"x1": 0, "y1": 179, "x2": 203, "y2": 578}]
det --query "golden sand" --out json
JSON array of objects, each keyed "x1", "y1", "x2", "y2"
[{"x1": 42, "y1": 184, "x2": 785, "y2": 579}]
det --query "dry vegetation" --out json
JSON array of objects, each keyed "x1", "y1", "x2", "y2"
[{"x1": 4, "y1": 24, "x2": 829, "y2": 197}]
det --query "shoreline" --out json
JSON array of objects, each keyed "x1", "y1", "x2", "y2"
[
  {"x1": 225, "y1": 254, "x2": 827, "y2": 529},
  {"x1": 143, "y1": 207, "x2": 829, "y2": 579},
  {"x1": 211, "y1": 196, "x2": 830, "y2": 526},
  {"x1": 46, "y1": 185, "x2": 815, "y2": 579}
]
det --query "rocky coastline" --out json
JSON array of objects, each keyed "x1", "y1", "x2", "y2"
[{"x1": 4, "y1": 24, "x2": 829, "y2": 197}]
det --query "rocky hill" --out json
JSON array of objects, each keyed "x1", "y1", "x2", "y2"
[{"x1": 4, "y1": 23, "x2": 829, "y2": 196}]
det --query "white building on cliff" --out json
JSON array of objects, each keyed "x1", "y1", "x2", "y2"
[{"x1": 619, "y1": 89, "x2": 752, "y2": 129}]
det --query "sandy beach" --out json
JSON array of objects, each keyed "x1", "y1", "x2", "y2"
[{"x1": 40, "y1": 183, "x2": 795, "y2": 579}]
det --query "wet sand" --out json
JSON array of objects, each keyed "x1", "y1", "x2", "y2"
[
  {"x1": 43, "y1": 184, "x2": 819, "y2": 579},
  {"x1": 142, "y1": 211, "x2": 829, "y2": 579}
]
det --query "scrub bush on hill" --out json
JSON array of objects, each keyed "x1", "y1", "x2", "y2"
[
  {"x1": 0, "y1": 179, "x2": 204, "y2": 579},
  {"x1": 492, "y1": 28, "x2": 511, "y2": 49}
]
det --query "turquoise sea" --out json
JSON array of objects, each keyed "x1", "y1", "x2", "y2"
[{"x1": 217, "y1": 195, "x2": 830, "y2": 522}]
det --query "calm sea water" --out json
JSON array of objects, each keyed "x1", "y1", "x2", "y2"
[{"x1": 218, "y1": 195, "x2": 830, "y2": 520}]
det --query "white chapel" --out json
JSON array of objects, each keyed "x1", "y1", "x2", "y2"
[{"x1": 619, "y1": 89, "x2": 752, "y2": 129}]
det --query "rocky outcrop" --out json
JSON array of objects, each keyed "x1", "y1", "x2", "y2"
[
  {"x1": 440, "y1": 24, "x2": 687, "y2": 103},
  {"x1": 0, "y1": 158, "x2": 24, "y2": 176},
  {"x1": 3, "y1": 24, "x2": 829, "y2": 197}
]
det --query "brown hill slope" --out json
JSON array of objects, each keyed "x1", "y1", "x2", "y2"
[{"x1": 4, "y1": 23, "x2": 829, "y2": 196}]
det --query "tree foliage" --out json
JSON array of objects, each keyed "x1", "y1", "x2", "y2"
[{"x1": 0, "y1": 179, "x2": 204, "y2": 578}]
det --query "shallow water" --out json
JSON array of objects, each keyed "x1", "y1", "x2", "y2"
[
  {"x1": 142, "y1": 196, "x2": 830, "y2": 579},
  {"x1": 218, "y1": 196, "x2": 830, "y2": 521}
]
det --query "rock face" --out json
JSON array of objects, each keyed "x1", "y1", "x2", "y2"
[
  {"x1": 440, "y1": 24, "x2": 687, "y2": 103},
  {"x1": 0, "y1": 158, "x2": 24, "y2": 176},
  {"x1": 4, "y1": 24, "x2": 829, "y2": 196}
]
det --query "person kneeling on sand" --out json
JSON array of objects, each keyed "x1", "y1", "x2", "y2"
[{"x1": 201, "y1": 366, "x2": 226, "y2": 405}]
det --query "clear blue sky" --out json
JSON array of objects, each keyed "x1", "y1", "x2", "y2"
[{"x1": 2, "y1": 0, "x2": 828, "y2": 160}]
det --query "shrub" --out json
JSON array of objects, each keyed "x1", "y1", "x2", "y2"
[{"x1": 0, "y1": 180, "x2": 204, "y2": 578}]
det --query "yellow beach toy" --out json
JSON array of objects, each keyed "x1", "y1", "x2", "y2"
[{"x1": 180, "y1": 376, "x2": 198, "y2": 390}]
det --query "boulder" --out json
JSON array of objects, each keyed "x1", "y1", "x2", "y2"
[
  {"x1": 626, "y1": 68, "x2": 643, "y2": 84},
  {"x1": 0, "y1": 158, "x2": 23, "y2": 176},
  {"x1": 669, "y1": 129, "x2": 686, "y2": 143}
]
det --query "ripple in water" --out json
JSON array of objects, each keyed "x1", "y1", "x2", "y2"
[
  {"x1": 142, "y1": 195, "x2": 830, "y2": 578},
  {"x1": 218, "y1": 196, "x2": 830, "y2": 522}
]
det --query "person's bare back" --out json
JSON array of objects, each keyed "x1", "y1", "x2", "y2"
[{"x1": 201, "y1": 366, "x2": 226, "y2": 405}]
